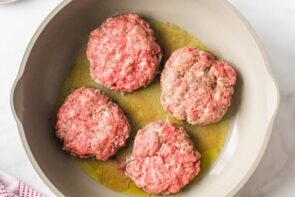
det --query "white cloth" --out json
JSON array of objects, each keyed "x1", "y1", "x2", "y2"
[{"x1": 0, "y1": 169, "x2": 44, "y2": 197}]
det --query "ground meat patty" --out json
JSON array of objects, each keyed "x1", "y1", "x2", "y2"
[
  {"x1": 161, "y1": 47, "x2": 236, "y2": 125},
  {"x1": 87, "y1": 13, "x2": 162, "y2": 93},
  {"x1": 56, "y1": 87, "x2": 130, "y2": 161},
  {"x1": 125, "y1": 121, "x2": 201, "y2": 195}
]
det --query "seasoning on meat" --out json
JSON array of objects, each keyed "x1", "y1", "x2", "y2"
[{"x1": 161, "y1": 47, "x2": 236, "y2": 125}]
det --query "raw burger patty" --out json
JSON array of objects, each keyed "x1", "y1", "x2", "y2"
[
  {"x1": 125, "y1": 121, "x2": 201, "y2": 195},
  {"x1": 87, "y1": 13, "x2": 162, "y2": 93},
  {"x1": 56, "y1": 87, "x2": 130, "y2": 161},
  {"x1": 161, "y1": 47, "x2": 236, "y2": 125}
]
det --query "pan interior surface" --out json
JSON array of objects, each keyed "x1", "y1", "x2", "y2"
[{"x1": 60, "y1": 19, "x2": 230, "y2": 196}]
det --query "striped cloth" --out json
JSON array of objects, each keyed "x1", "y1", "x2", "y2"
[{"x1": 0, "y1": 169, "x2": 44, "y2": 197}]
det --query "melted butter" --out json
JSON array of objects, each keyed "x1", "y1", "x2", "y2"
[{"x1": 59, "y1": 19, "x2": 230, "y2": 196}]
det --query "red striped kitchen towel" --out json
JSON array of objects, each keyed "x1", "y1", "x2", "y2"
[{"x1": 0, "y1": 169, "x2": 44, "y2": 197}]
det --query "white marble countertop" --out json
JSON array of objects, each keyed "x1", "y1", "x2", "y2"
[{"x1": 0, "y1": 0, "x2": 294, "y2": 196}]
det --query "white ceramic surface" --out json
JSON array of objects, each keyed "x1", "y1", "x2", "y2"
[{"x1": 0, "y1": 2, "x2": 294, "y2": 197}]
